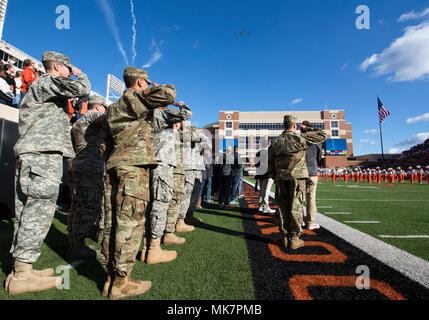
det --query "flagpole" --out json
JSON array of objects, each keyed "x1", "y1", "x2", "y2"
[{"x1": 379, "y1": 122, "x2": 385, "y2": 162}]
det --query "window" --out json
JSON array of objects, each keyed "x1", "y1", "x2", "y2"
[
  {"x1": 331, "y1": 130, "x2": 339, "y2": 137},
  {"x1": 255, "y1": 137, "x2": 261, "y2": 150},
  {"x1": 332, "y1": 114, "x2": 337, "y2": 119},
  {"x1": 226, "y1": 130, "x2": 232, "y2": 137},
  {"x1": 226, "y1": 121, "x2": 233, "y2": 129},
  {"x1": 238, "y1": 137, "x2": 246, "y2": 151},
  {"x1": 226, "y1": 115, "x2": 232, "y2": 120},
  {"x1": 331, "y1": 121, "x2": 339, "y2": 128},
  {"x1": 246, "y1": 137, "x2": 249, "y2": 149}
]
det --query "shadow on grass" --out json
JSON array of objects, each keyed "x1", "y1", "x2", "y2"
[
  {"x1": 0, "y1": 219, "x2": 14, "y2": 277},
  {"x1": 190, "y1": 220, "x2": 274, "y2": 244}
]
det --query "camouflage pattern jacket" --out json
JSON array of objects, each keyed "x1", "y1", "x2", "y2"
[
  {"x1": 71, "y1": 111, "x2": 106, "y2": 174},
  {"x1": 105, "y1": 85, "x2": 176, "y2": 171},
  {"x1": 14, "y1": 73, "x2": 91, "y2": 158},
  {"x1": 173, "y1": 131, "x2": 184, "y2": 175},
  {"x1": 152, "y1": 103, "x2": 192, "y2": 166},
  {"x1": 268, "y1": 128, "x2": 327, "y2": 180},
  {"x1": 191, "y1": 128, "x2": 212, "y2": 171},
  {"x1": 183, "y1": 126, "x2": 212, "y2": 171}
]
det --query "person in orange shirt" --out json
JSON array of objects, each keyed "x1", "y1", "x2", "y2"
[
  {"x1": 397, "y1": 167, "x2": 405, "y2": 184},
  {"x1": 408, "y1": 167, "x2": 415, "y2": 184},
  {"x1": 416, "y1": 166, "x2": 424, "y2": 184},
  {"x1": 20, "y1": 59, "x2": 39, "y2": 99},
  {"x1": 331, "y1": 169, "x2": 337, "y2": 183},
  {"x1": 425, "y1": 166, "x2": 429, "y2": 184}
]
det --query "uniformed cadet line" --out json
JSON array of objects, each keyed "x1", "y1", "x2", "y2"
[{"x1": 378, "y1": 235, "x2": 429, "y2": 239}]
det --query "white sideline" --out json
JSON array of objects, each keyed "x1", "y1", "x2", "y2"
[
  {"x1": 344, "y1": 221, "x2": 380, "y2": 224},
  {"x1": 323, "y1": 212, "x2": 352, "y2": 215},
  {"x1": 244, "y1": 179, "x2": 429, "y2": 288},
  {"x1": 379, "y1": 235, "x2": 429, "y2": 239}
]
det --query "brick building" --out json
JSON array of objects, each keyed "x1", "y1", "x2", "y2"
[{"x1": 212, "y1": 110, "x2": 355, "y2": 168}]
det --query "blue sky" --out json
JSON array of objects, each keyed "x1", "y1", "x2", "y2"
[{"x1": 3, "y1": 0, "x2": 429, "y2": 156}]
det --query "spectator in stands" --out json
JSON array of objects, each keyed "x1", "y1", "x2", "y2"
[
  {"x1": 0, "y1": 67, "x2": 14, "y2": 106},
  {"x1": 21, "y1": 59, "x2": 39, "y2": 98},
  {"x1": 13, "y1": 71, "x2": 23, "y2": 108},
  {"x1": 3, "y1": 64, "x2": 17, "y2": 93}
]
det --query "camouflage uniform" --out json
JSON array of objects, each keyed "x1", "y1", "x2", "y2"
[
  {"x1": 179, "y1": 125, "x2": 205, "y2": 219},
  {"x1": 10, "y1": 52, "x2": 91, "y2": 263},
  {"x1": 147, "y1": 105, "x2": 192, "y2": 238},
  {"x1": 268, "y1": 117, "x2": 327, "y2": 241},
  {"x1": 68, "y1": 110, "x2": 106, "y2": 242},
  {"x1": 188, "y1": 128, "x2": 212, "y2": 214},
  {"x1": 103, "y1": 80, "x2": 176, "y2": 277},
  {"x1": 165, "y1": 132, "x2": 185, "y2": 232}
]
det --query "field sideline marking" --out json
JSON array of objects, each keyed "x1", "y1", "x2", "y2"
[
  {"x1": 317, "y1": 199, "x2": 429, "y2": 202},
  {"x1": 379, "y1": 235, "x2": 429, "y2": 239},
  {"x1": 244, "y1": 180, "x2": 429, "y2": 288},
  {"x1": 324, "y1": 212, "x2": 352, "y2": 215},
  {"x1": 344, "y1": 221, "x2": 380, "y2": 224}
]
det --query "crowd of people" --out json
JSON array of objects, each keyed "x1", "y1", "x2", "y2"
[{"x1": 0, "y1": 59, "x2": 40, "y2": 108}]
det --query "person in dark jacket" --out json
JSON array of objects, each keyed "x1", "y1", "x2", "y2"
[
  {"x1": 255, "y1": 138, "x2": 275, "y2": 213},
  {"x1": 301, "y1": 121, "x2": 323, "y2": 230},
  {"x1": 200, "y1": 149, "x2": 214, "y2": 206},
  {"x1": 218, "y1": 146, "x2": 234, "y2": 209},
  {"x1": 229, "y1": 146, "x2": 243, "y2": 204}
]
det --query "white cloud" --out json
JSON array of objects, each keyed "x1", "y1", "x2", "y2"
[
  {"x1": 398, "y1": 8, "x2": 429, "y2": 22},
  {"x1": 97, "y1": 0, "x2": 129, "y2": 65},
  {"x1": 142, "y1": 38, "x2": 163, "y2": 68},
  {"x1": 360, "y1": 21, "x2": 429, "y2": 81},
  {"x1": 395, "y1": 132, "x2": 429, "y2": 147},
  {"x1": 360, "y1": 139, "x2": 370, "y2": 143},
  {"x1": 388, "y1": 147, "x2": 405, "y2": 154},
  {"x1": 406, "y1": 112, "x2": 429, "y2": 124},
  {"x1": 340, "y1": 64, "x2": 348, "y2": 71},
  {"x1": 364, "y1": 129, "x2": 377, "y2": 134},
  {"x1": 291, "y1": 98, "x2": 303, "y2": 105}
]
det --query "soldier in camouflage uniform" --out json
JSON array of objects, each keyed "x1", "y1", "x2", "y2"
[
  {"x1": 142, "y1": 101, "x2": 192, "y2": 265},
  {"x1": 6, "y1": 51, "x2": 91, "y2": 295},
  {"x1": 67, "y1": 95, "x2": 109, "y2": 261},
  {"x1": 165, "y1": 122, "x2": 192, "y2": 234},
  {"x1": 186, "y1": 126, "x2": 212, "y2": 224},
  {"x1": 102, "y1": 67, "x2": 177, "y2": 300},
  {"x1": 268, "y1": 115, "x2": 327, "y2": 249}
]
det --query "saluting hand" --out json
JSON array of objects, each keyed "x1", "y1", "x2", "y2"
[{"x1": 72, "y1": 67, "x2": 82, "y2": 77}]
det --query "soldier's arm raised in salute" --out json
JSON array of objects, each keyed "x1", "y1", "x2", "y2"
[
  {"x1": 152, "y1": 101, "x2": 192, "y2": 132},
  {"x1": 49, "y1": 70, "x2": 91, "y2": 98}
]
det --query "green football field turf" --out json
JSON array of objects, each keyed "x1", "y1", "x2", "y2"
[
  {"x1": 0, "y1": 204, "x2": 255, "y2": 300},
  {"x1": 245, "y1": 177, "x2": 429, "y2": 261}
]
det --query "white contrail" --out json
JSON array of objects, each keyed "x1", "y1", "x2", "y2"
[
  {"x1": 97, "y1": 0, "x2": 129, "y2": 65},
  {"x1": 142, "y1": 38, "x2": 162, "y2": 68},
  {"x1": 130, "y1": 0, "x2": 137, "y2": 63}
]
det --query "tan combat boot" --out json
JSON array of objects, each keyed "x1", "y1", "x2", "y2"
[
  {"x1": 146, "y1": 238, "x2": 177, "y2": 264},
  {"x1": 11, "y1": 259, "x2": 54, "y2": 277},
  {"x1": 185, "y1": 211, "x2": 203, "y2": 224},
  {"x1": 288, "y1": 237, "x2": 305, "y2": 250},
  {"x1": 5, "y1": 261, "x2": 62, "y2": 296},
  {"x1": 196, "y1": 198, "x2": 203, "y2": 210},
  {"x1": 102, "y1": 270, "x2": 114, "y2": 297},
  {"x1": 162, "y1": 232, "x2": 186, "y2": 245},
  {"x1": 175, "y1": 218, "x2": 195, "y2": 232},
  {"x1": 139, "y1": 236, "x2": 149, "y2": 262},
  {"x1": 109, "y1": 275, "x2": 151, "y2": 300}
]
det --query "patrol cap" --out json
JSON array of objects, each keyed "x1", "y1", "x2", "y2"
[
  {"x1": 123, "y1": 67, "x2": 153, "y2": 85},
  {"x1": 302, "y1": 120, "x2": 312, "y2": 128},
  {"x1": 284, "y1": 114, "x2": 298, "y2": 126},
  {"x1": 88, "y1": 95, "x2": 109, "y2": 108},
  {"x1": 42, "y1": 51, "x2": 74, "y2": 70}
]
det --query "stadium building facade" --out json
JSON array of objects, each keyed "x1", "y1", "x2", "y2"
[{"x1": 215, "y1": 110, "x2": 355, "y2": 168}]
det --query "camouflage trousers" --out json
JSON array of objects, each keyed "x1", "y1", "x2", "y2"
[
  {"x1": 102, "y1": 166, "x2": 150, "y2": 277},
  {"x1": 10, "y1": 152, "x2": 63, "y2": 264},
  {"x1": 276, "y1": 178, "x2": 305, "y2": 239},
  {"x1": 147, "y1": 163, "x2": 174, "y2": 238},
  {"x1": 189, "y1": 170, "x2": 202, "y2": 213},
  {"x1": 179, "y1": 170, "x2": 201, "y2": 219},
  {"x1": 99, "y1": 172, "x2": 114, "y2": 267},
  {"x1": 67, "y1": 167, "x2": 103, "y2": 240},
  {"x1": 165, "y1": 174, "x2": 185, "y2": 233}
]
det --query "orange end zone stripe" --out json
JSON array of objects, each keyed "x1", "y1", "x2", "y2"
[
  {"x1": 268, "y1": 241, "x2": 347, "y2": 263},
  {"x1": 289, "y1": 275, "x2": 407, "y2": 300}
]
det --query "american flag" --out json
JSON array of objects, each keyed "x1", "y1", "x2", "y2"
[{"x1": 377, "y1": 96, "x2": 390, "y2": 125}]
